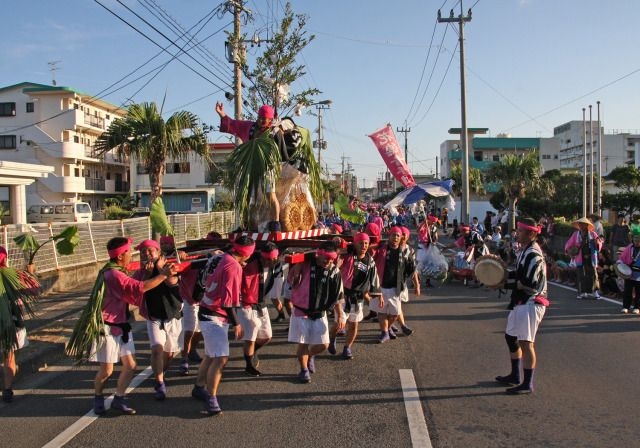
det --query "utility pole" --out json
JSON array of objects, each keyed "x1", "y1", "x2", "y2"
[
  {"x1": 396, "y1": 125, "x2": 411, "y2": 166},
  {"x1": 232, "y1": 2, "x2": 244, "y2": 120},
  {"x1": 582, "y1": 108, "x2": 587, "y2": 217},
  {"x1": 589, "y1": 105, "x2": 594, "y2": 215},
  {"x1": 439, "y1": 4, "x2": 472, "y2": 224},
  {"x1": 597, "y1": 101, "x2": 603, "y2": 215},
  {"x1": 314, "y1": 102, "x2": 331, "y2": 169}
]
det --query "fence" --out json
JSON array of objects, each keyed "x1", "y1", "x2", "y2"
[{"x1": 1, "y1": 211, "x2": 238, "y2": 273}]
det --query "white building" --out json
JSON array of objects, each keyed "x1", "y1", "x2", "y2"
[{"x1": 0, "y1": 82, "x2": 129, "y2": 213}]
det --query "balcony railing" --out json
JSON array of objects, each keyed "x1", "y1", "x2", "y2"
[
  {"x1": 84, "y1": 114, "x2": 105, "y2": 130},
  {"x1": 115, "y1": 181, "x2": 129, "y2": 192},
  {"x1": 85, "y1": 177, "x2": 106, "y2": 191}
]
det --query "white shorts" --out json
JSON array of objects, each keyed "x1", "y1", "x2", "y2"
[
  {"x1": 506, "y1": 302, "x2": 546, "y2": 342},
  {"x1": 200, "y1": 316, "x2": 230, "y2": 358},
  {"x1": 368, "y1": 288, "x2": 402, "y2": 316},
  {"x1": 335, "y1": 300, "x2": 364, "y2": 323},
  {"x1": 399, "y1": 287, "x2": 410, "y2": 303},
  {"x1": 0, "y1": 327, "x2": 29, "y2": 352},
  {"x1": 288, "y1": 314, "x2": 329, "y2": 345},
  {"x1": 237, "y1": 306, "x2": 273, "y2": 341},
  {"x1": 264, "y1": 276, "x2": 285, "y2": 301},
  {"x1": 182, "y1": 302, "x2": 200, "y2": 333},
  {"x1": 90, "y1": 325, "x2": 135, "y2": 364},
  {"x1": 147, "y1": 318, "x2": 182, "y2": 353}
]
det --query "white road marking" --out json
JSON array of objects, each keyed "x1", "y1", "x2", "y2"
[
  {"x1": 41, "y1": 366, "x2": 153, "y2": 448},
  {"x1": 399, "y1": 369, "x2": 432, "y2": 448},
  {"x1": 548, "y1": 281, "x2": 621, "y2": 305}
]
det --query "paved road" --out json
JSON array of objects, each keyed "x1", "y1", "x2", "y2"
[{"x1": 1, "y1": 279, "x2": 639, "y2": 447}]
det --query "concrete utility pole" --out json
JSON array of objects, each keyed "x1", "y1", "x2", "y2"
[
  {"x1": 396, "y1": 125, "x2": 411, "y2": 166},
  {"x1": 315, "y1": 102, "x2": 331, "y2": 168},
  {"x1": 439, "y1": 4, "x2": 472, "y2": 224},
  {"x1": 582, "y1": 108, "x2": 587, "y2": 217},
  {"x1": 232, "y1": 2, "x2": 244, "y2": 120},
  {"x1": 589, "y1": 105, "x2": 594, "y2": 215},
  {"x1": 597, "y1": 101, "x2": 603, "y2": 215}
]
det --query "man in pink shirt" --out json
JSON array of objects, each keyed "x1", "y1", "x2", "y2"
[
  {"x1": 192, "y1": 236, "x2": 255, "y2": 415},
  {"x1": 91, "y1": 237, "x2": 176, "y2": 416},
  {"x1": 287, "y1": 241, "x2": 344, "y2": 383}
]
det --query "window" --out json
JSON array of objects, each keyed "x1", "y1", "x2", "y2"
[
  {"x1": 166, "y1": 162, "x2": 190, "y2": 173},
  {"x1": 492, "y1": 155, "x2": 500, "y2": 162},
  {"x1": 106, "y1": 114, "x2": 110, "y2": 120},
  {"x1": 473, "y1": 151, "x2": 482, "y2": 162},
  {"x1": 554, "y1": 155, "x2": 558, "y2": 159},
  {"x1": 541, "y1": 154, "x2": 551, "y2": 159},
  {"x1": 0, "y1": 102, "x2": 16, "y2": 116},
  {"x1": 73, "y1": 136, "x2": 80, "y2": 143},
  {"x1": 192, "y1": 197, "x2": 202, "y2": 204},
  {"x1": 26, "y1": 102, "x2": 34, "y2": 113},
  {"x1": 0, "y1": 135, "x2": 16, "y2": 149},
  {"x1": 137, "y1": 164, "x2": 149, "y2": 174}
]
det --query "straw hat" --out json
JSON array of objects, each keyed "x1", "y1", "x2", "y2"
[{"x1": 571, "y1": 217, "x2": 594, "y2": 231}]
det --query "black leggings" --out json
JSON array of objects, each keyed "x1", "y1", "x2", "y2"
[{"x1": 622, "y1": 279, "x2": 640, "y2": 309}]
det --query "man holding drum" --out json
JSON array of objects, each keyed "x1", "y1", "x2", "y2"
[
  {"x1": 495, "y1": 218, "x2": 549, "y2": 395},
  {"x1": 615, "y1": 226, "x2": 640, "y2": 314}
]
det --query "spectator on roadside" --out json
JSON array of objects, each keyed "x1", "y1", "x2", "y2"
[
  {"x1": 565, "y1": 217, "x2": 603, "y2": 300},
  {"x1": 616, "y1": 227, "x2": 640, "y2": 314},
  {"x1": 590, "y1": 214, "x2": 605, "y2": 239},
  {"x1": 609, "y1": 216, "x2": 630, "y2": 261}
]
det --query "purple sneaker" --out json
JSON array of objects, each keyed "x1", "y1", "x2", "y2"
[
  {"x1": 307, "y1": 355, "x2": 316, "y2": 374},
  {"x1": 179, "y1": 360, "x2": 189, "y2": 376},
  {"x1": 342, "y1": 346, "x2": 353, "y2": 359},
  {"x1": 378, "y1": 331, "x2": 390, "y2": 344},
  {"x1": 401, "y1": 325, "x2": 413, "y2": 336},
  {"x1": 93, "y1": 394, "x2": 105, "y2": 415},
  {"x1": 2, "y1": 388, "x2": 14, "y2": 403},
  {"x1": 154, "y1": 381, "x2": 166, "y2": 401},
  {"x1": 298, "y1": 369, "x2": 311, "y2": 383},
  {"x1": 328, "y1": 338, "x2": 337, "y2": 355},
  {"x1": 191, "y1": 385, "x2": 209, "y2": 402},
  {"x1": 111, "y1": 395, "x2": 136, "y2": 415},
  {"x1": 206, "y1": 395, "x2": 222, "y2": 415},
  {"x1": 388, "y1": 327, "x2": 397, "y2": 340}
]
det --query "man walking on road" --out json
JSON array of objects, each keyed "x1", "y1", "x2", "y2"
[{"x1": 495, "y1": 218, "x2": 549, "y2": 395}]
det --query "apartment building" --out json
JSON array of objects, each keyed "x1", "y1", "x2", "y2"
[{"x1": 0, "y1": 82, "x2": 129, "y2": 213}]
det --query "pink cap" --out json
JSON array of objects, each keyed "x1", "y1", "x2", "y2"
[
  {"x1": 331, "y1": 223, "x2": 343, "y2": 234},
  {"x1": 258, "y1": 105, "x2": 275, "y2": 119}
]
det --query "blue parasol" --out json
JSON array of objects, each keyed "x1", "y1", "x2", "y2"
[{"x1": 384, "y1": 179, "x2": 455, "y2": 208}]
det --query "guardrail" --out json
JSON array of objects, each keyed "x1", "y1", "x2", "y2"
[{"x1": 0, "y1": 210, "x2": 237, "y2": 273}]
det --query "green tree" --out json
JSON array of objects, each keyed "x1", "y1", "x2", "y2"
[
  {"x1": 602, "y1": 166, "x2": 640, "y2": 217},
  {"x1": 485, "y1": 152, "x2": 550, "y2": 232},
  {"x1": 516, "y1": 170, "x2": 581, "y2": 220},
  {"x1": 244, "y1": 2, "x2": 320, "y2": 116},
  {"x1": 449, "y1": 164, "x2": 485, "y2": 197},
  {"x1": 94, "y1": 102, "x2": 209, "y2": 205}
]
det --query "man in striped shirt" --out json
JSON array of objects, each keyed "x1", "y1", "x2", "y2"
[{"x1": 495, "y1": 218, "x2": 549, "y2": 395}]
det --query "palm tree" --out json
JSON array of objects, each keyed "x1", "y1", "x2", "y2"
[
  {"x1": 94, "y1": 102, "x2": 209, "y2": 205},
  {"x1": 449, "y1": 164, "x2": 485, "y2": 197},
  {"x1": 485, "y1": 152, "x2": 550, "y2": 232}
]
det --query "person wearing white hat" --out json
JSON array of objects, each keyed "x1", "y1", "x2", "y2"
[{"x1": 565, "y1": 217, "x2": 603, "y2": 299}]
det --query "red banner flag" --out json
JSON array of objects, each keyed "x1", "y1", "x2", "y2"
[{"x1": 368, "y1": 124, "x2": 416, "y2": 188}]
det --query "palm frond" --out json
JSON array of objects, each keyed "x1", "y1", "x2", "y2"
[
  {"x1": 0, "y1": 267, "x2": 40, "y2": 355},
  {"x1": 150, "y1": 197, "x2": 174, "y2": 236}
]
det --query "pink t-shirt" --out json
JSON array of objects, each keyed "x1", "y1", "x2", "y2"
[
  {"x1": 201, "y1": 253, "x2": 242, "y2": 319},
  {"x1": 102, "y1": 269, "x2": 145, "y2": 327}
]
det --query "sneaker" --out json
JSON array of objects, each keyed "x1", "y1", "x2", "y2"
[
  {"x1": 401, "y1": 325, "x2": 413, "y2": 336},
  {"x1": 307, "y1": 355, "x2": 316, "y2": 374},
  {"x1": 205, "y1": 395, "x2": 222, "y2": 415},
  {"x1": 363, "y1": 311, "x2": 377, "y2": 321},
  {"x1": 328, "y1": 338, "x2": 337, "y2": 355},
  {"x1": 593, "y1": 291, "x2": 601, "y2": 300},
  {"x1": 633, "y1": 308, "x2": 640, "y2": 315},
  {"x1": 390, "y1": 325, "x2": 399, "y2": 333},
  {"x1": 298, "y1": 369, "x2": 311, "y2": 383},
  {"x1": 2, "y1": 388, "x2": 13, "y2": 403},
  {"x1": 111, "y1": 395, "x2": 136, "y2": 415},
  {"x1": 621, "y1": 308, "x2": 629, "y2": 314},
  {"x1": 188, "y1": 351, "x2": 203, "y2": 363},
  {"x1": 577, "y1": 293, "x2": 586, "y2": 299},
  {"x1": 191, "y1": 385, "x2": 209, "y2": 402},
  {"x1": 251, "y1": 352, "x2": 260, "y2": 368},
  {"x1": 179, "y1": 360, "x2": 189, "y2": 376},
  {"x1": 93, "y1": 394, "x2": 105, "y2": 415},
  {"x1": 245, "y1": 365, "x2": 262, "y2": 377},
  {"x1": 154, "y1": 382, "x2": 166, "y2": 401},
  {"x1": 378, "y1": 331, "x2": 390, "y2": 344},
  {"x1": 388, "y1": 327, "x2": 397, "y2": 340},
  {"x1": 495, "y1": 374, "x2": 520, "y2": 385},
  {"x1": 342, "y1": 346, "x2": 353, "y2": 360},
  {"x1": 506, "y1": 384, "x2": 533, "y2": 395}
]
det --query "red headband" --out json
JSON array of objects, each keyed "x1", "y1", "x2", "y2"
[
  {"x1": 260, "y1": 249, "x2": 279, "y2": 260},
  {"x1": 135, "y1": 239, "x2": 160, "y2": 251},
  {"x1": 108, "y1": 238, "x2": 132, "y2": 259},
  {"x1": 353, "y1": 232, "x2": 370, "y2": 243},
  {"x1": 316, "y1": 249, "x2": 338, "y2": 261},
  {"x1": 517, "y1": 222, "x2": 541, "y2": 234},
  {"x1": 332, "y1": 224, "x2": 343, "y2": 234},
  {"x1": 233, "y1": 242, "x2": 256, "y2": 258},
  {"x1": 401, "y1": 227, "x2": 410, "y2": 238},
  {"x1": 389, "y1": 226, "x2": 403, "y2": 235}
]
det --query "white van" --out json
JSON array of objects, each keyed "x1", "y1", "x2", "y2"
[{"x1": 27, "y1": 202, "x2": 93, "y2": 223}]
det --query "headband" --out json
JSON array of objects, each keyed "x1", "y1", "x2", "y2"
[
  {"x1": 316, "y1": 249, "x2": 338, "y2": 261},
  {"x1": 353, "y1": 232, "x2": 370, "y2": 243},
  {"x1": 108, "y1": 238, "x2": 132, "y2": 259},
  {"x1": 389, "y1": 226, "x2": 403, "y2": 235},
  {"x1": 460, "y1": 225, "x2": 470, "y2": 231},
  {"x1": 258, "y1": 105, "x2": 275, "y2": 119},
  {"x1": 233, "y1": 242, "x2": 256, "y2": 258},
  {"x1": 135, "y1": 239, "x2": 160, "y2": 251},
  {"x1": 260, "y1": 249, "x2": 279, "y2": 260},
  {"x1": 332, "y1": 224, "x2": 343, "y2": 234},
  {"x1": 517, "y1": 222, "x2": 541, "y2": 234},
  {"x1": 401, "y1": 227, "x2": 410, "y2": 238}
]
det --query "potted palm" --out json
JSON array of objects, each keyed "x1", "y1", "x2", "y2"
[{"x1": 13, "y1": 226, "x2": 80, "y2": 274}]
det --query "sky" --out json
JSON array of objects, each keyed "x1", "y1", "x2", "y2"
[{"x1": 2, "y1": 0, "x2": 640, "y2": 188}]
